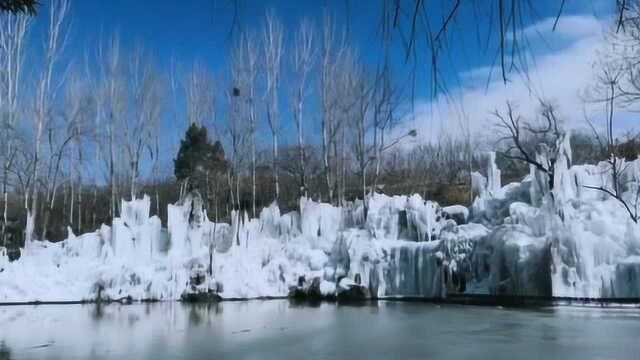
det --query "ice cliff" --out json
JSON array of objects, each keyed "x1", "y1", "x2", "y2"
[{"x1": 1, "y1": 134, "x2": 640, "y2": 302}]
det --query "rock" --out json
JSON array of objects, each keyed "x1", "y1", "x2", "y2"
[
  {"x1": 6, "y1": 248, "x2": 19, "y2": 262},
  {"x1": 442, "y1": 205, "x2": 469, "y2": 225},
  {"x1": 336, "y1": 284, "x2": 370, "y2": 302},
  {"x1": 307, "y1": 277, "x2": 323, "y2": 299},
  {"x1": 180, "y1": 262, "x2": 222, "y2": 302},
  {"x1": 288, "y1": 276, "x2": 325, "y2": 301},
  {"x1": 336, "y1": 276, "x2": 371, "y2": 302},
  {"x1": 180, "y1": 291, "x2": 222, "y2": 303},
  {"x1": 288, "y1": 286, "x2": 307, "y2": 300}
]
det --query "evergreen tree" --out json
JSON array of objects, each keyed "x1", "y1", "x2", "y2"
[{"x1": 174, "y1": 123, "x2": 227, "y2": 194}]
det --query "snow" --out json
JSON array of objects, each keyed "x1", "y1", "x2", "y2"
[
  {"x1": 2, "y1": 133, "x2": 640, "y2": 302},
  {"x1": 319, "y1": 279, "x2": 336, "y2": 296}
]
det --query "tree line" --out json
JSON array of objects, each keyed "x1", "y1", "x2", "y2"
[
  {"x1": 1, "y1": 0, "x2": 640, "y2": 251},
  {"x1": 0, "y1": 1, "x2": 420, "y2": 246}
]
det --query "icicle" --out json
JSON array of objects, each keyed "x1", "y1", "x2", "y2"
[{"x1": 487, "y1": 152, "x2": 502, "y2": 195}]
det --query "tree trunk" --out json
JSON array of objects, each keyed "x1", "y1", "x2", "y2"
[
  {"x1": 227, "y1": 171, "x2": 235, "y2": 211},
  {"x1": 362, "y1": 166, "x2": 367, "y2": 221},
  {"x1": 78, "y1": 177, "x2": 82, "y2": 233},
  {"x1": 130, "y1": 166, "x2": 135, "y2": 201},
  {"x1": 340, "y1": 127, "x2": 346, "y2": 204},
  {"x1": 155, "y1": 189, "x2": 160, "y2": 219},
  {"x1": 70, "y1": 177, "x2": 75, "y2": 226},
  {"x1": 373, "y1": 125, "x2": 383, "y2": 193},
  {"x1": 214, "y1": 178, "x2": 219, "y2": 222},
  {"x1": 205, "y1": 170, "x2": 210, "y2": 214},
  {"x1": 27, "y1": 119, "x2": 44, "y2": 244},
  {"x1": 272, "y1": 130, "x2": 279, "y2": 201},
  {"x1": 296, "y1": 99, "x2": 307, "y2": 198},
  {"x1": 235, "y1": 171, "x2": 241, "y2": 211},
  {"x1": 109, "y1": 116, "x2": 116, "y2": 218},
  {"x1": 2, "y1": 192, "x2": 7, "y2": 248},
  {"x1": 92, "y1": 186, "x2": 97, "y2": 229},
  {"x1": 2, "y1": 163, "x2": 8, "y2": 247},
  {"x1": 251, "y1": 130, "x2": 256, "y2": 217},
  {"x1": 322, "y1": 119, "x2": 333, "y2": 203}
]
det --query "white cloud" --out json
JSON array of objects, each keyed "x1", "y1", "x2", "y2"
[
  {"x1": 516, "y1": 15, "x2": 605, "y2": 40},
  {"x1": 395, "y1": 15, "x2": 625, "y2": 148}
]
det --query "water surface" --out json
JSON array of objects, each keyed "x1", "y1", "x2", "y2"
[{"x1": 0, "y1": 301, "x2": 638, "y2": 360}]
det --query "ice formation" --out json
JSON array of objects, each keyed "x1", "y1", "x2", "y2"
[{"x1": 1, "y1": 134, "x2": 640, "y2": 303}]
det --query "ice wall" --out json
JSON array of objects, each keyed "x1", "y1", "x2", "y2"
[
  {"x1": 112, "y1": 196, "x2": 164, "y2": 262},
  {"x1": 467, "y1": 133, "x2": 640, "y2": 299},
  {"x1": 365, "y1": 193, "x2": 452, "y2": 243},
  {"x1": 469, "y1": 225, "x2": 552, "y2": 296},
  {"x1": 549, "y1": 204, "x2": 640, "y2": 299},
  {"x1": 487, "y1": 152, "x2": 502, "y2": 194},
  {"x1": 299, "y1": 197, "x2": 343, "y2": 251},
  {"x1": 383, "y1": 241, "x2": 445, "y2": 297},
  {"x1": 3, "y1": 132, "x2": 640, "y2": 302}
]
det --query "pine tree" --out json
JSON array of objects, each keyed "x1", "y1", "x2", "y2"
[{"x1": 174, "y1": 124, "x2": 227, "y2": 194}]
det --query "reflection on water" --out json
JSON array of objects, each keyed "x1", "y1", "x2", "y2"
[
  {"x1": 0, "y1": 342, "x2": 12, "y2": 360},
  {"x1": 186, "y1": 302, "x2": 223, "y2": 326},
  {"x1": 0, "y1": 301, "x2": 639, "y2": 360}
]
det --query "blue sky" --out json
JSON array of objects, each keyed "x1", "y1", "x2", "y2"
[
  {"x1": 37, "y1": 0, "x2": 612, "y2": 99},
  {"x1": 25, "y1": 0, "x2": 618, "y2": 177}
]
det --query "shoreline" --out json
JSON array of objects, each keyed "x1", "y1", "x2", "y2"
[{"x1": 2, "y1": 294, "x2": 639, "y2": 308}]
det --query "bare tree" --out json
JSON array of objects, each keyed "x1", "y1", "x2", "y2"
[
  {"x1": 291, "y1": 18, "x2": 316, "y2": 199},
  {"x1": 237, "y1": 31, "x2": 259, "y2": 217},
  {"x1": 344, "y1": 58, "x2": 374, "y2": 212},
  {"x1": 0, "y1": 12, "x2": 29, "y2": 245},
  {"x1": 584, "y1": 66, "x2": 639, "y2": 223},
  {"x1": 41, "y1": 72, "x2": 93, "y2": 239},
  {"x1": 28, "y1": 0, "x2": 70, "y2": 243},
  {"x1": 262, "y1": 11, "x2": 284, "y2": 202},
  {"x1": 347, "y1": 61, "x2": 416, "y2": 217},
  {"x1": 185, "y1": 61, "x2": 215, "y2": 128},
  {"x1": 227, "y1": 42, "x2": 250, "y2": 212},
  {"x1": 578, "y1": 2, "x2": 640, "y2": 223},
  {"x1": 458, "y1": 113, "x2": 481, "y2": 204},
  {"x1": 371, "y1": 65, "x2": 405, "y2": 192},
  {"x1": 226, "y1": 91, "x2": 245, "y2": 213},
  {"x1": 319, "y1": 14, "x2": 347, "y2": 204},
  {"x1": 384, "y1": 0, "x2": 574, "y2": 97},
  {"x1": 69, "y1": 67, "x2": 95, "y2": 233},
  {"x1": 98, "y1": 34, "x2": 127, "y2": 219},
  {"x1": 183, "y1": 60, "x2": 219, "y2": 213},
  {"x1": 493, "y1": 100, "x2": 564, "y2": 193},
  {"x1": 125, "y1": 46, "x2": 164, "y2": 200}
]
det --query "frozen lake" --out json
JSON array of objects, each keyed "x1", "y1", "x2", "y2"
[{"x1": 0, "y1": 301, "x2": 639, "y2": 360}]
